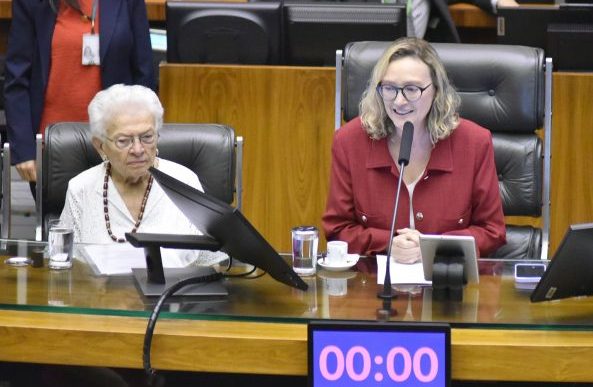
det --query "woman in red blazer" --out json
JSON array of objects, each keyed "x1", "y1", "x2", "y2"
[
  {"x1": 4, "y1": 0, "x2": 154, "y2": 185},
  {"x1": 322, "y1": 37, "x2": 506, "y2": 261}
]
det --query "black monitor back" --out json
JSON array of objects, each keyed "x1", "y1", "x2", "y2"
[
  {"x1": 497, "y1": 6, "x2": 593, "y2": 70},
  {"x1": 531, "y1": 223, "x2": 593, "y2": 302},
  {"x1": 283, "y1": 2, "x2": 406, "y2": 66},
  {"x1": 150, "y1": 168, "x2": 308, "y2": 291},
  {"x1": 166, "y1": 1, "x2": 282, "y2": 64}
]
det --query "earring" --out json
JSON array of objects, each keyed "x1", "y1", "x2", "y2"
[
  {"x1": 156, "y1": 148, "x2": 159, "y2": 157},
  {"x1": 101, "y1": 154, "x2": 108, "y2": 164}
]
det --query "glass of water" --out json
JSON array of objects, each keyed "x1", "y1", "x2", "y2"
[
  {"x1": 48, "y1": 219, "x2": 74, "y2": 270},
  {"x1": 291, "y1": 226, "x2": 318, "y2": 276}
]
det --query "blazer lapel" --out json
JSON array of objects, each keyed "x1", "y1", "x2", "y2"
[
  {"x1": 99, "y1": 0, "x2": 123, "y2": 61},
  {"x1": 34, "y1": 0, "x2": 57, "y2": 88}
]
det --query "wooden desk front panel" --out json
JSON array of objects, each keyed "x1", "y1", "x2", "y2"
[
  {"x1": 551, "y1": 72, "x2": 593, "y2": 251},
  {"x1": 159, "y1": 64, "x2": 335, "y2": 251},
  {"x1": 3, "y1": 309, "x2": 593, "y2": 381}
]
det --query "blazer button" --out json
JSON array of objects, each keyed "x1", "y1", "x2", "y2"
[
  {"x1": 415, "y1": 212, "x2": 424, "y2": 221},
  {"x1": 458, "y1": 218, "x2": 464, "y2": 225},
  {"x1": 361, "y1": 215, "x2": 368, "y2": 223}
]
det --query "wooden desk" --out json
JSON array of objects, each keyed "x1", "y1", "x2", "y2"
[
  {"x1": 3, "y1": 310, "x2": 593, "y2": 381},
  {"x1": 449, "y1": 3, "x2": 496, "y2": 28},
  {"x1": 0, "y1": 247, "x2": 593, "y2": 382},
  {"x1": 0, "y1": 0, "x2": 247, "y2": 21},
  {"x1": 0, "y1": 0, "x2": 493, "y2": 27}
]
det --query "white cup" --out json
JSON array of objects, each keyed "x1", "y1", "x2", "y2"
[{"x1": 326, "y1": 241, "x2": 348, "y2": 265}]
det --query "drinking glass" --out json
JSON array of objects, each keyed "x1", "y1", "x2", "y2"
[
  {"x1": 48, "y1": 219, "x2": 74, "y2": 270},
  {"x1": 291, "y1": 226, "x2": 318, "y2": 276}
]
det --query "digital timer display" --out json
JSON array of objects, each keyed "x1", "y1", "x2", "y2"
[{"x1": 309, "y1": 322, "x2": 450, "y2": 387}]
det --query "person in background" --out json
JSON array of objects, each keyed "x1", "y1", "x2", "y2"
[
  {"x1": 59, "y1": 84, "x2": 225, "y2": 266},
  {"x1": 4, "y1": 0, "x2": 154, "y2": 189},
  {"x1": 322, "y1": 37, "x2": 506, "y2": 262},
  {"x1": 407, "y1": 0, "x2": 519, "y2": 42}
]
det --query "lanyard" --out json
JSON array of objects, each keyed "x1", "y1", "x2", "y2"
[
  {"x1": 77, "y1": 0, "x2": 99, "y2": 34},
  {"x1": 89, "y1": 0, "x2": 98, "y2": 35}
]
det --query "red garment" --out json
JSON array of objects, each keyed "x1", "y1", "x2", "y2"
[
  {"x1": 322, "y1": 117, "x2": 506, "y2": 257},
  {"x1": 39, "y1": 0, "x2": 101, "y2": 134}
]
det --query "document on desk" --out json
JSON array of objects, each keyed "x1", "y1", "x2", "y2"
[
  {"x1": 80, "y1": 244, "x2": 188, "y2": 276},
  {"x1": 376, "y1": 255, "x2": 432, "y2": 285}
]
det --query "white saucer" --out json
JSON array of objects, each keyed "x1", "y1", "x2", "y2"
[{"x1": 317, "y1": 254, "x2": 359, "y2": 272}]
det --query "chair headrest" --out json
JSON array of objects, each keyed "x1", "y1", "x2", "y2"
[
  {"x1": 342, "y1": 41, "x2": 546, "y2": 133},
  {"x1": 42, "y1": 122, "x2": 236, "y2": 219}
]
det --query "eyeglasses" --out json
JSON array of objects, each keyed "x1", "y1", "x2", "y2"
[
  {"x1": 103, "y1": 132, "x2": 158, "y2": 150},
  {"x1": 376, "y1": 83, "x2": 432, "y2": 102}
]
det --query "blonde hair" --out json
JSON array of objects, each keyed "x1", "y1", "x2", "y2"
[{"x1": 359, "y1": 37, "x2": 460, "y2": 143}]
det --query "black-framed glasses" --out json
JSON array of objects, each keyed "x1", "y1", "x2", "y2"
[
  {"x1": 376, "y1": 83, "x2": 432, "y2": 102},
  {"x1": 103, "y1": 131, "x2": 158, "y2": 150}
]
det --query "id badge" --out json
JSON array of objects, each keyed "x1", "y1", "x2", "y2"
[{"x1": 82, "y1": 34, "x2": 100, "y2": 66}]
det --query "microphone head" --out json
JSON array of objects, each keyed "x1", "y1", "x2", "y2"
[{"x1": 398, "y1": 121, "x2": 414, "y2": 166}]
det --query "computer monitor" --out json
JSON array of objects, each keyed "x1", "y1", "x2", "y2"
[
  {"x1": 531, "y1": 223, "x2": 593, "y2": 302},
  {"x1": 497, "y1": 5, "x2": 593, "y2": 70},
  {"x1": 166, "y1": 1, "x2": 282, "y2": 64},
  {"x1": 137, "y1": 167, "x2": 308, "y2": 293},
  {"x1": 283, "y1": 2, "x2": 406, "y2": 66}
]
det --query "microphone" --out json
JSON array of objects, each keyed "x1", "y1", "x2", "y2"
[{"x1": 378, "y1": 121, "x2": 414, "y2": 317}]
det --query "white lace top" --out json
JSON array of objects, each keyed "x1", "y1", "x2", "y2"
[{"x1": 59, "y1": 158, "x2": 227, "y2": 266}]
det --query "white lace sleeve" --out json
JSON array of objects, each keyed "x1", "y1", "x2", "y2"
[{"x1": 59, "y1": 184, "x2": 83, "y2": 243}]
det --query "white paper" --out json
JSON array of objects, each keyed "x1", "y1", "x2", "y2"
[
  {"x1": 376, "y1": 255, "x2": 432, "y2": 285},
  {"x1": 80, "y1": 244, "x2": 187, "y2": 276}
]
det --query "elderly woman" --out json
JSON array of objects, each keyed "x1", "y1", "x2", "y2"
[
  {"x1": 59, "y1": 84, "x2": 223, "y2": 265},
  {"x1": 322, "y1": 37, "x2": 506, "y2": 262}
]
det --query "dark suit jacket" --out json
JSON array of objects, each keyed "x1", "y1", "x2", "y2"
[
  {"x1": 4, "y1": 0, "x2": 155, "y2": 165},
  {"x1": 426, "y1": 0, "x2": 495, "y2": 42}
]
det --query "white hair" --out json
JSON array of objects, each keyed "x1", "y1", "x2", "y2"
[{"x1": 88, "y1": 84, "x2": 163, "y2": 138}]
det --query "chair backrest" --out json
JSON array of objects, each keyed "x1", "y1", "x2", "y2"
[
  {"x1": 336, "y1": 41, "x2": 552, "y2": 260},
  {"x1": 37, "y1": 122, "x2": 240, "y2": 240}
]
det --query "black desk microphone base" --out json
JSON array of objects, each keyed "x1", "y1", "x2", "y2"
[{"x1": 432, "y1": 255, "x2": 466, "y2": 302}]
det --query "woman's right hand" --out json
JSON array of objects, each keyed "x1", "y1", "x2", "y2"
[
  {"x1": 15, "y1": 160, "x2": 37, "y2": 182},
  {"x1": 391, "y1": 228, "x2": 422, "y2": 264}
]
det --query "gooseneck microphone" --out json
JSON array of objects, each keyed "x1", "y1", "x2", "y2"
[{"x1": 378, "y1": 121, "x2": 414, "y2": 317}]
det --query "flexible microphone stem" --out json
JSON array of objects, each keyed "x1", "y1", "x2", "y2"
[
  {"x1": 377, "y1": 121, "x2": 414, "y2": 318},
  {"x1": 378, "y1": 162, "x2": 407, "y2": 301}
]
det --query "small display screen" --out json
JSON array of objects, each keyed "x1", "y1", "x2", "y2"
[
  {"x1": 515, "y1": 264, "x2": 546, "y2": 278},
  {"x1": 309, "y1": 321, "x2": 450, "y2": 387}
]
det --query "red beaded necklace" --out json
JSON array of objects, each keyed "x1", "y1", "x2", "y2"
[{"x1": 103, "y1": 163, "x2": 153, "y2": 243}]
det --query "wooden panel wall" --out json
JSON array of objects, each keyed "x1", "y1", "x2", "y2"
[
  {"x1": 160, "y1": 65, "x2": 593, "y2": 256},
  {"x1": 159, "y1": 64, "x2": 335, "y2": 252},
  {"x1": 550, "y1": 72, "x2": 593, "y2": 254}
]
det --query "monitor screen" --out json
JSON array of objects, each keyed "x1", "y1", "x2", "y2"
[
  {"x1": 283, "y1": 2, "x2": 406, "y2": 66},
  {"x1": 149, "y1": 167, "x2": 308, "y2": 291},
  {"x1": 166, "y1": 1, "x2": 282, "y2": 64}
]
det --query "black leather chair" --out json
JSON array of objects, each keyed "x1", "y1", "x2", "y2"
[
  {"x1": 335, "y1": 41, "x2": 553, "y2": 260},
  {"x1": 32, "y1": 122, "x2": 243, "y2": 241}
]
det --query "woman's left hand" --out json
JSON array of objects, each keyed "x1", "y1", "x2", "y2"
[{"x1": 391, "y1": 228, "x2": 422, "y2": 264}]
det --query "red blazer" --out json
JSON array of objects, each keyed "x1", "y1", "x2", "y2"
[{"x1": 322, "y1": 117, "x2": 506, "y2": 257}]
